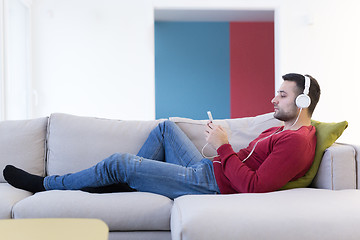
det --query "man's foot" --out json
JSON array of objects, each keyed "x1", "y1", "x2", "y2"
[{"x1": 3, "y1": 165, "x2": 45, "y2": 193}]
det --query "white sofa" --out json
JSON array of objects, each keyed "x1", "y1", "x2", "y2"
[{"x1": 0, "y1": 112, "x2": 358, "y2": 240}]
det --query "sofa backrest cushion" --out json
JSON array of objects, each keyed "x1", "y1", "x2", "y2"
[
  {"x1": 46, "y1": 113, "x2": 165, "y2": 176},
  {"x1": 170, "y1": 112, "x2": 283, "y2": 157},
  {"x1": 0, "y1": 117, "x2": 48, "y2": 182}
]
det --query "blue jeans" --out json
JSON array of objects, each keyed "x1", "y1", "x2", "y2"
[{"x1": 44, "y1": 120, "x2": 220, "y2": 199}]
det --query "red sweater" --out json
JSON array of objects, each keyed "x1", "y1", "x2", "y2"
[{"x1": 213, "y1": 125, "x2": 316, "y2": 194}]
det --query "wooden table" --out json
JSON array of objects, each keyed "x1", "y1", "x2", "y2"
[{"x1": 0, "y1": 218, "x2": 109, "y2": 240}]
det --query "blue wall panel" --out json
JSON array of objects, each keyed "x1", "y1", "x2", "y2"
[{"x1": 155, "y1": 22, "x2": 230, "y2": 120}]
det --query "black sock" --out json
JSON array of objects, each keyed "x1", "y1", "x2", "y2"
[
  {"x1": 81, "y1": 183, "x2": 136, "y2": 194},
  {"x1": 3, "y1": 165, "x2": 45, "y2": 193}
]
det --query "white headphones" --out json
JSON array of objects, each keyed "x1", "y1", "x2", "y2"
[{"x1": 295, "y1": 75, "x2": 311, "y2": 108}]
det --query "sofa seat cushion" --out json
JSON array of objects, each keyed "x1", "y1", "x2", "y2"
[
  {"x1": 171, "y1": 188, "x2": 360, "y2": 240},
  {"x1": 0, "y1": 183, "x2": 32, "y2": 219},
  {"x1": 12, "y1": 190, "x2": 173, "y2": 231}
]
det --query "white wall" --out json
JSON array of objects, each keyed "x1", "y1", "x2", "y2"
[
  {"x1": 0, "y1": 0, "x2": 4, "y2": 120},
  {"x1": 29, "y1": 0, "x2": 359, "y2": 143},
  {"x1": 1, "y1": 0, "x2": 31, "y2": 120},
  {"x1": 31, "y1": 0, "x2": 155, "y2": 120},
  {"x1": 275, "y1": 0, "x2": 360, "y2": 143}
]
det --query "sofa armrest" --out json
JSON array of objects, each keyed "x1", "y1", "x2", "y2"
[
  {"x1": 353, "y1": 144, "x2": 360, "y2": 188},
  {"x1": 311, "y1": 143, "x2": 359, "y2": 190}
]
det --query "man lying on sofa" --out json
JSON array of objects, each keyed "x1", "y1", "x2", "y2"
[{"x1": 3, "y1": 73, "x2": 321, "y2": 199}]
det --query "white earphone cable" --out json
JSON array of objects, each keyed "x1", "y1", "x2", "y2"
[
  {"x1": 202, "y1": 108, "x2": 303, "y2": 162},
  {"x1": 201, "y1": 142, "x2": 220, "y2": 159},
  {"x1": 241, "y1": 108, "x2": 303, "y2": 163}
]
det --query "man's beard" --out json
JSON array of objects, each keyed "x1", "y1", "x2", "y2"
[{"x1": 274, "y1": 107, "x2": 298, "y2": 122}]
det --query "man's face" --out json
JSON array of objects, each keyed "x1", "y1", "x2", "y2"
[{"x1": 271, "y1": 81, "x2": 299, "y2": 121}]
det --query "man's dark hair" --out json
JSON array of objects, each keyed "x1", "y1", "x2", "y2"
[{"x1": 282, "y1": 73, "x2": 321, "y2": 117}]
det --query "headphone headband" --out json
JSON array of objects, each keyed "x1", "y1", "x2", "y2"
[{"x1": 304, "y1": 76, "x2": 310, "y2": 95}]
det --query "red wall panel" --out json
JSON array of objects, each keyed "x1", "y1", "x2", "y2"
[{"x1": 230, "y1": 22, "x2": 274, "y2": 118}]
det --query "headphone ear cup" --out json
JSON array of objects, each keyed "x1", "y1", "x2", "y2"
[{"x1": 296, "y1": 94, "x2": 311, "y2": 108}]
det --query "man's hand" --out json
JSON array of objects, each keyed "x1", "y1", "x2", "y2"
[{"x1": 204, "y1": 122, "x2": 229, "y2": 150}]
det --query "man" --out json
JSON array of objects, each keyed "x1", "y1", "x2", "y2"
[
  {"x1": 3, "y1": 73, "x2": 321, "y2": 199},
  {"x1": 207, "y1": 73, "x2": 320, "y2": 193}
]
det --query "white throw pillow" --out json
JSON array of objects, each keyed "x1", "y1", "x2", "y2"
[{"x1": 170, "y1": 112, "x2": 283, "y2": 158}]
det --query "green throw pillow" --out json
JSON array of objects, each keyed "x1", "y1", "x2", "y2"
[{"x1": 280, "y1": 120, "x2": 348, "y2": 190}]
